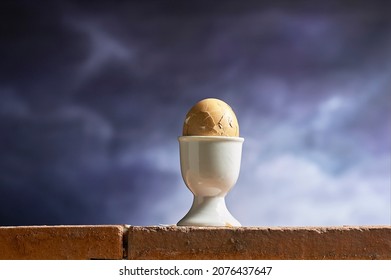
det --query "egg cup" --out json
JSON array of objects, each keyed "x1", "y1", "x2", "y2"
[{"x1": 177, "y1": 136, "x2": 244, "y2": 226}]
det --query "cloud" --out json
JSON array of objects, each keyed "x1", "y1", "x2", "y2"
[
  {"x1": 0, "y1": 0, "x2": 389, "y2": 226},
  {"x1": 230, "y1": 153, "x2": 389, "y2": 226}
]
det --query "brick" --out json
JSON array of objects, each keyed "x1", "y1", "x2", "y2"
[
  {"x1": 0, "y1": 225, "x2": 124, "y2": 260},
  {"x1": 2, "y1": 225, "x2": 390, "y2": 260},
  {"x1": 127, "y1": 226, "x2": 391, "y2": 260}
]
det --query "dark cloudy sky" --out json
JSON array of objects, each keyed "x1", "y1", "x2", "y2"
[{"x1": 0, "y1": 0, "x2": 390, "y2": 226}]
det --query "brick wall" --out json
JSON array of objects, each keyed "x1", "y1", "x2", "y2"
[{"x1": 0, "y1": 226, "x2": 390, "y2": 260}]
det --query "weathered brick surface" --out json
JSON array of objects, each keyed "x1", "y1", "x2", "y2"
[
  {"x1": 127, "y1": 226, "x2": 391, "y2": 260},
  {"x1": 1, "y1": 225, "x2": 389, "y2": 260},
  {"x1": 0, "y1": 225, "x2": 124, "y2": 260}
]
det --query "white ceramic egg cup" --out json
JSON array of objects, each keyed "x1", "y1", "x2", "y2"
[{"x1": 177, "y1": 136, "x2": 244, "y2": 227}]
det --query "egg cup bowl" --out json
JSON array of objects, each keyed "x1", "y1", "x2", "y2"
[{"x1": 177, "y1": 136, "x2": 244, "y2": 227}]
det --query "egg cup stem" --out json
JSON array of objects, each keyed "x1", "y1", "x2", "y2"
[{"x1": 177, "y1": 196, "x2": 241, "y2": 226}]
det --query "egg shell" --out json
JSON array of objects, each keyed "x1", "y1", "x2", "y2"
[{"x1": 182, "y1": 98, "x2": 239, "y2": 137}]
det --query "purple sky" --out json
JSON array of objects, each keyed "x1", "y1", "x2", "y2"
[{"x1": 0, "y1": 0, "x2": 390, "y2": 226}]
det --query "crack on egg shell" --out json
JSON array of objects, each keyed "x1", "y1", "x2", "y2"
[
  {"x1": 217, "y1": 114, "x2": 224, "y2": 129},
  {"x1": 228, "y1": 116, "x2": 233, "y2": 128}
]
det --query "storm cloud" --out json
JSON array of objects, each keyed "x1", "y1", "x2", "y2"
[{"x1": 0, "y1": 0, "x2": 390, "y2": 226}]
